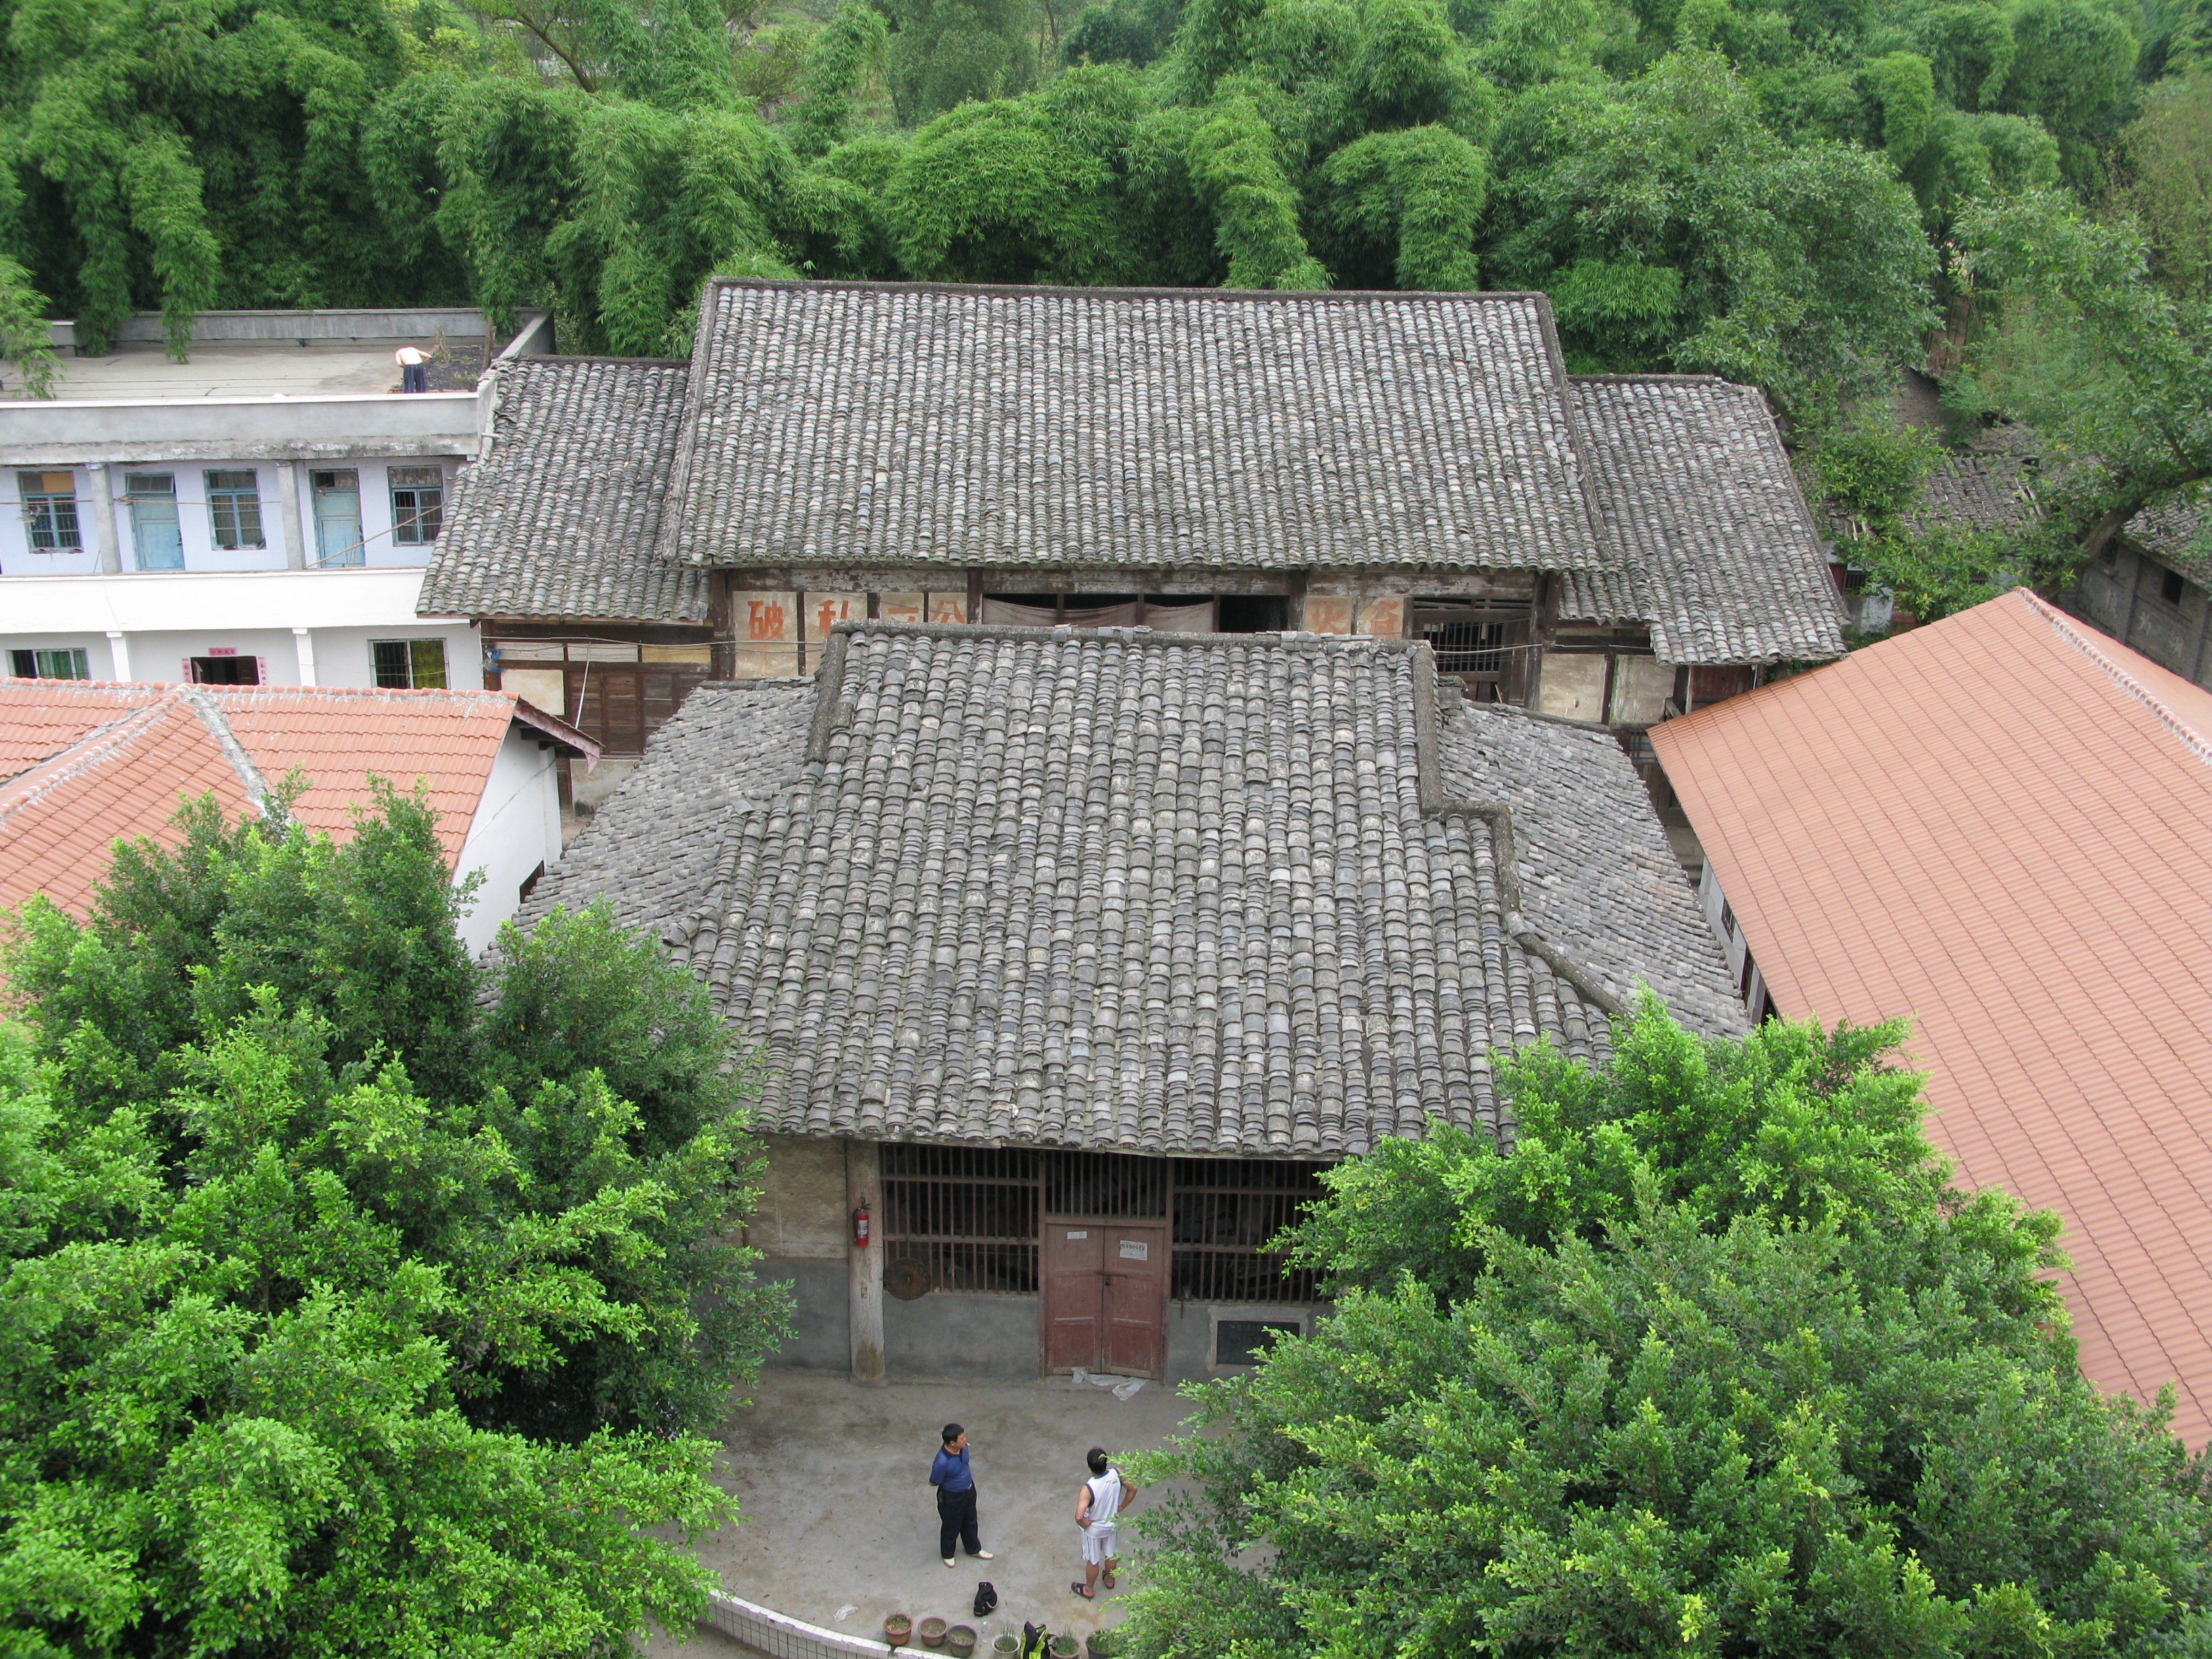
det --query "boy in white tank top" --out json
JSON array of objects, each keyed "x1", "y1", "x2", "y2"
[{"x1": 1073, "y1": 1446, "x2": 1139, "y2": 1599}]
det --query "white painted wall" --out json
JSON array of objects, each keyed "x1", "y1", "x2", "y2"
[
  {"x1": 0, "y1": 567, "x2": 479, "y2": 688},
  {"x1": 0, "y1": 459, "x2": 461, "y2": 576},
  {"x1": 451, "y1": 724, "x2": 565, "y2": 956}
]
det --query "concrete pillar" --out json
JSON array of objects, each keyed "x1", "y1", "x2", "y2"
[
  {"x1": 292, "y1": 628, "x2": 317, "y2": 687},
  {"x1": 105, "y1": 631, "x2": 131, "y2": 681},
  {"x1": 276, "y1": 461, "x2": 306, "y2": 571},
  {"x1": 87, "y1": 464, "x2": 121, "y2": 573},
  {"x1": 847, "y1": 1138, "x2": 885, "y2": 1384}
]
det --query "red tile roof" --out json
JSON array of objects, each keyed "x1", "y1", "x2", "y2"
[
  {"x1": 0, "y1": 680, "x2": 594, "y2": 921},
  {"x1": 1650, "y1": 590, "x2": 2212, "y2": 1446}
]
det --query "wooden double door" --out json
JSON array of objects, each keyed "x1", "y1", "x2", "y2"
[{"x1": 1042, "y1": 1221, "x2": 1168, "y2": 1378}]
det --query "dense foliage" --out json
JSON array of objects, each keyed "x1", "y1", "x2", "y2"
[
  {"x1": 1, "y1": 0, "x2": 2191, "y2": 409},
  {"x1": 0, "y1": 787, "x2": 788, "y2": 1656},
  {"x1": 1115, "y1": 1002, "x2": 2212, "y2": 1659}
]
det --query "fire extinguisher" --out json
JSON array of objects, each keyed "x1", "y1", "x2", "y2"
[{"x1": 853, "y1": 1197, "x2": 872, "y2": 1248}]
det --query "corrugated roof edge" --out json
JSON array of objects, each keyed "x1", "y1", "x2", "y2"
[
  {"x1": 811, "y1": 619, "x2": 1633, "y2": 1019},
  {"x1": 2022, "y1": 589, "x2": 2212, "y2": 767},
  {"x1": 657, "y1": 279, "x2": 1610, "y2": 577}
]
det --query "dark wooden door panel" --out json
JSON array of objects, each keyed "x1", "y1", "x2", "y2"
[
  {"x1": 1043, "y1": 1225, "x2": 1104, "y2": 1372},
  {"x1": 1102, "y1": 1225, "x2": 1166, "y2": 1378}
]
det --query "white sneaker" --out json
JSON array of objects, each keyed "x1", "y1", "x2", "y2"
[
  {"x1": 976, "y1": 1551, "x2": 996, "y2": 1561},
  {"x1": 943, "y1": 1557, "x2": 956, "y2": 1568}
]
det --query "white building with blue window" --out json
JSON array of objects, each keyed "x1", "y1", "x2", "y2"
[{"x1": 1, "y1": 306, "x2": 550, "y2": 692}]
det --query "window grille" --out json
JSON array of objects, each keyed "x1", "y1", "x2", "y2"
[
  {"x1": 875, "y1": 1146, "x2": 1330, "y2": 1304},
  {"x1": 1044, "y1": 1149, "x2": 1168, "y2": 1218},
  {"x1": 18, "y1": 471, "x2": 79, "y2": 551},
  {"x1": 205, "y1": 470, "x2": 264, "y2": 550},
  {"x1": 390, "y1": 466, "x2": 444, "y2": 545},
  {"x1": 882, "y1": 1145, "x2": 1040, "y2": 1294},
  {"x1": 1412, "y1": 600, "x2": 1532, "y2": 703},
  {"x1": 1171, "y1": 1158, "x2": 1326, "y2": 1304},
  {"x1": 371, "y1": 638, "x2": 448, "y2": 689}
]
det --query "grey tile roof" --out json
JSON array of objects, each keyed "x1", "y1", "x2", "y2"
[
  {"x1": 515, "y1": 678, "x2": 818, "y2": 939},
  {"x1": 524, "y1": 624, "x2": 1742, "y2": 1156},
  {"x1": 663, "y1": 281, "x2": 1612, "y2": 575},
  {"x1": 1903, "y1": 453, "x2": 2206, "y2": 585},
  {"x1": 1909, "y1": 454, "x2": 2040, "y2": 537},
  {"x1": 2129, "y1": 496, "x2": 2210, "y2": 588},
  {"x1": 420, "y1": 358, "x2": 712, "y2": 623},
  {"x1": 1559, "y1": 377, "x2": 1846, "y2": 665}
]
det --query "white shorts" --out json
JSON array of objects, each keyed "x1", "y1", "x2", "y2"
[{"x1": 1080, "y1": 1521, "x2": 1118, "y2": 1565}]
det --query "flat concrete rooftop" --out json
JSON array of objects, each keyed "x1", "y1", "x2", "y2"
[
  {"x1": 32, "y1": 340, "x2": 418, "y2": 403},
  {"x1": 647, "y1": 1371, "x2": 1195, "y2": 1658}
]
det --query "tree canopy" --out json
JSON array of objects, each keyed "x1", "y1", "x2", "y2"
[
  {"x1": 0, "y1": 786, "x2": 787, "y2": 1656},
  {"x1": 1113, "y1": 1002, "x2": 2212, "y2": 1659},
  {"x1": 0, "y1": 0, "x2": 2178, "y2": 417}
]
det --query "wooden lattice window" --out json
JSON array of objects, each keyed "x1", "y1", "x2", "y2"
[
  {"x1": 881, "y1": 1145, "x2": 1040, "y2": 1294},
  {"x1": 1170, "y1": 1158, "x2": 1328, "y2": 1304},
  {"x1": 878, "y1": 1146, "x2": 1332, "y2": 1304}
]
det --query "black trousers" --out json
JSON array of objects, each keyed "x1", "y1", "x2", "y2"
[{"x1": 937, "y1": 1486, "x2": 981, "y2": 1559}]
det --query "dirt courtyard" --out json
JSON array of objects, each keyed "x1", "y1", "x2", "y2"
[{"x1": 649, "y1": 1368, "x2": 1200, "y2": 1656}]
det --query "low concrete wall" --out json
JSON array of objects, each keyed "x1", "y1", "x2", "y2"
[
  {"x1": 1167, "y1": 1300, "x2": 1326, "y2": 1382},
  {"x1": 760, "y1": 1256, "x2": 850, "y2": 1370},
  {"x1": 47, "y1": 308, "x2": 525, "y2": 348},
  {"x1": 884, "y1": 1292, "x2": 1039, "y2": 1380},
  {"x1": 703, "y1": 1589, "x2": 895, "y2": 1659},
  {"x1": 0, "y1": 392, "x2": 479, "y2": 466}
]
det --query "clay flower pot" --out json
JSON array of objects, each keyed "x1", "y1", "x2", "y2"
[
  {"x1": 920, "y1": 1618, "x2": 949, "y2": 1648},
  {"x1": 947, "y1": 1624, "x2": 978, "y2": 1658},
  {"x1": 885, "y1": 1614, "x2": 913, "y2": 1650}
]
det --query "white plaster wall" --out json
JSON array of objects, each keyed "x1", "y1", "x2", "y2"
[
  {"x1": 0, "y1": 567, "x2": 478, "y2": 687},
  {"x1": 451, "y1": 726, "x2": 563, "y2": 956},
  {"x1": 2, "y1": 458, "x2": 459, "y2": 576}
]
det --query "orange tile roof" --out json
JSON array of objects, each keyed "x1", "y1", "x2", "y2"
[
  {"x1": 0, "y1": 697, "x2": 255, "y2": 920},
  {"x1": 1650, "y1": 590, "x2": 2212, "y2": 1446},
  {"x1": 0, "y1": 680, "x2": 591, "y2": 922}
]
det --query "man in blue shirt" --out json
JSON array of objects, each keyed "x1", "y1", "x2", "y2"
[{"x1": 929, "y1": 1422, "x2": 996, "y2": 1569}]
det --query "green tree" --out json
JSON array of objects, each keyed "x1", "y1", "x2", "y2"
[
  {"x1": 880, "y1": 0, "x2": 1043, "y2": 122},
  {"x1": 1492, "y1": 49, "x2": 1936, "y2": 407},
  {"x1": 0, "y1": 787, "x2": 789, "y2": 1654},
  {"x1": 1, "y1": 0, "x2": 419, "y2": 354},
  {"x1": 1116, "y1": 1002, "x2": 2212, "y2": 1659},
  {"x1": 1953, "y1": 188, "x2": 2212, "y2": 565},
  {"x1": 2118, "y1": 70, "x2": 2212, "y2": 306}
]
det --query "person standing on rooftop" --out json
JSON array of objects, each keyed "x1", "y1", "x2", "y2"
[
  {"x1": 395, "y1": 345, "x2": 428, "y2": 394},
  {"x1": 930, "y1": 1423, "x2": 996, "y2": 1570}
]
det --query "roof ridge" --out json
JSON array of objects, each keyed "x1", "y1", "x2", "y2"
[
  {"x1": 2021, "y1": 589, "x2": 2212, "y2": 768},
  {"x1": 703, "y1": 276, "x2": 1560, "y2": 307},
  {"x1": 181, "y1": 687, "x2": 276, "y2": 815},
  {"x1": 825, "y1": 618, "x2": 1423, "y2": 653},
  {"x1": 501, "y1": 354, "x2": 689, "y2": 369},
  {"x1": 0, "y1": 696, "x2": 204, "y2": 826},
  {"x1": 1570, "y1": 373, "x2": 1736, "y2": 388}
]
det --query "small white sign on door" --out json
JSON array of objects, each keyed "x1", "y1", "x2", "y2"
[
  {"x1": 1065, "y1": 1230, "x2": 1088, "y2": 1240},
  {"x1": 1118, "y1": 1240, "x2": 1149, "y2": 1261}
]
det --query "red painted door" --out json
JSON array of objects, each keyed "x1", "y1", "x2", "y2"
[
  {"x1": 1044, "y1": 1224, "x2": 1105, "y2": 1371},
  {"x1": 1101, "y1": 1225, "x2": 1167, "y2": 1378}
]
